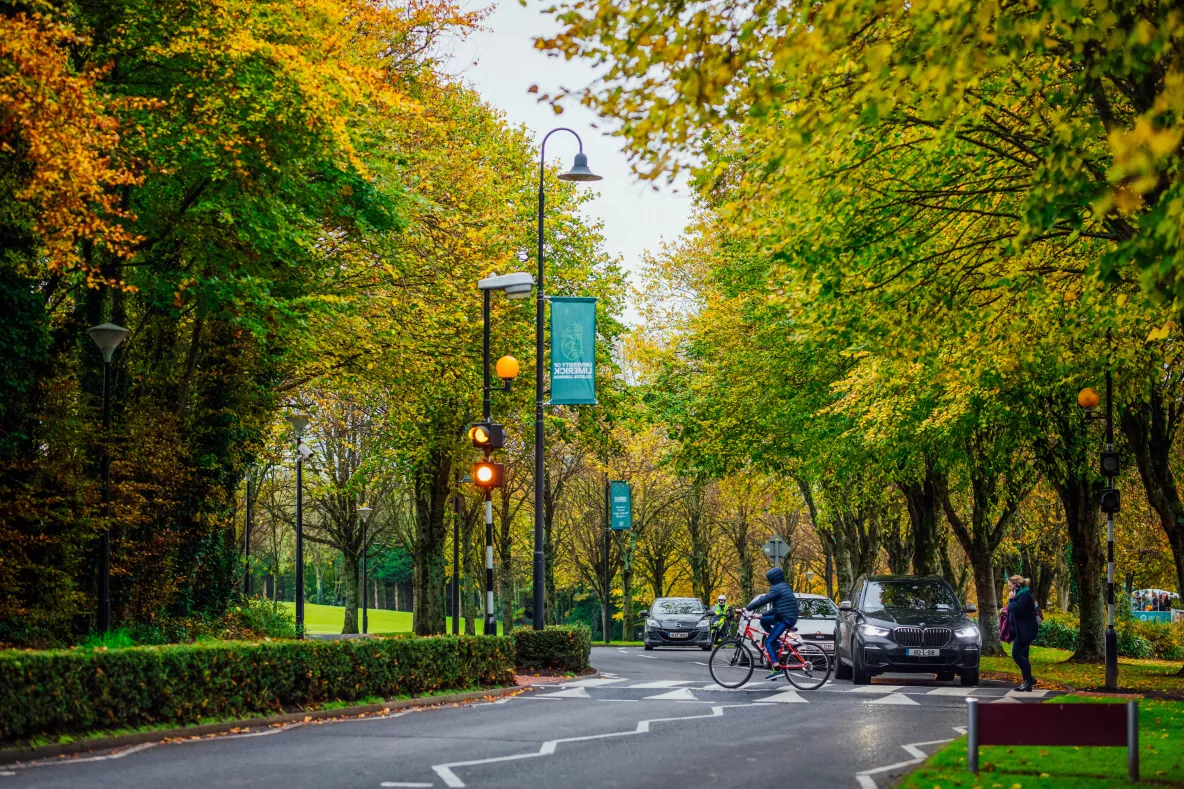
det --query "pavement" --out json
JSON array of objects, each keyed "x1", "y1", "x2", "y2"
[{"x1": 0, "y1": 647, "x2": 1058, "y2": 789}]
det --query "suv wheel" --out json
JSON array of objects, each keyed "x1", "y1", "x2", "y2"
[
  {"x1": 834, "y1": 658, "x2": 853, "y2": 680},
  {"x1": 959, "y1": 668, "x2": 979, "y2": 687},
  {"x1": 936, "y1": 670, "x2": 956, "y2": 682},
  {"x1": 644, "y1": 644, "x2": 654, "y2": 651},
  {"x1": 851, "y1": 647, "x2": 871, "y2": 685}
]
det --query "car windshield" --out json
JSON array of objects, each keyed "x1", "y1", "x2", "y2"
[
  {"x1": 864, "y1": 581, "x2": 960, "y2": 611},
  {"x1": 652, "y1": 600, "x2": 705, "y2": 615},
  {"x1": 798, "y1": 598, "x2": 839, "y2": 619}
]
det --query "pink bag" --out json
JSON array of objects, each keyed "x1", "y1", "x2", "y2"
[{"x1": 999, "y1": 607, "x2": 1013, "y2": 643}]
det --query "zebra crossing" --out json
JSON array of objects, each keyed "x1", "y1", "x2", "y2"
[{"x1": 531, "y1": 676, "x2": 1056, "y2": 706}]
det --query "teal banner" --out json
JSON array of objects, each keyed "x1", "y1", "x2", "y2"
[
  {"x1": 610, "y1": 481, "x2": 632, "y2": 530},
  {"x1": 550, "y1": 297, "x2": 597, "y2": 405}
]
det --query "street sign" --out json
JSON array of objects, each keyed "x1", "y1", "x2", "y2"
[
  {"x1": 763, "y1": 536, "x2": 788, "y2": 567},
  {"x1": 610, "y1": 481, "x2": 632, "y2": 530},
  {"x1": 550, "y1": 297, "x2": 597, "y2": 405}
]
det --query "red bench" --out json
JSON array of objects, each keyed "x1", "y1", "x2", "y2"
[{"x1": 966, "y1": 699, "x2": 1139, "y2": 781}]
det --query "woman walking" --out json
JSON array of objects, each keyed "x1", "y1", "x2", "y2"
[{"x1": 1007, "y1": 575, "x2": 1039, "y2": 691}]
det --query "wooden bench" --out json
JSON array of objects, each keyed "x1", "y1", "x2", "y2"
[{"x1": 966, "y1": 699, "x2": 1139, "y2": 781}]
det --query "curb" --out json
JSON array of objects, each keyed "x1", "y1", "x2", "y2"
[{"x1": 0, "y1": 685, "x2": 526, "y2": 766}]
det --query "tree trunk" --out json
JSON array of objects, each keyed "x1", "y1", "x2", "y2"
[
  {"x1": 687, "y1": 480, "x2": 715, "y2": 601},
  {"x1": 462, "y1": 504, "x2": 478, "y2": 635},
  {"x1": 900, "y1": 465, "x2": 941, "y2": 576},
  {"x1": 341, "y1": 552, "x2": 359, "y2": 635},
  {"x1": 620, "y1": 529, "x2": 636, "y2": 641},
  {"x1": 412, "y1": 446, "x2": 451, "y2": 635},
  {"x1": 1053, "y1": 477, "x2": 1106, "y2": 661},
  {"x1": 969, "y1": 547, "x2": 1003, "y2": 656}
]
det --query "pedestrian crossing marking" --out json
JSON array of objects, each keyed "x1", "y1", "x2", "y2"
[
  {"x1": 1005, "y1": 688, "x2": 1049, "y2": 698},
  {"x1": 755, "y1": 690, "x2": 807, "y2": 704},
  {"x1": 865, "y1": 693, "x2": 919, "y2": 706},
  {"x1": 543, "y1": 687, "x2": 591, "y2": 699},
  {"x1": 927, "y1": 687, "x2": 976, "y2": 696},
  {"x1": 696, "y1": 684, "x2": 750, "y2": 692},
  {"x1": 629, "y1": 680, "x2": 696, "y2": 689},
  {"x1": 558, "y1": 678, "x2": 626, "y2": 688},
  {"x1": 848, "y1": 685, "x2": 904, "y2": 693},
  {"x1": 643, "y1": 688, "x2": 699, "y2": 701}
]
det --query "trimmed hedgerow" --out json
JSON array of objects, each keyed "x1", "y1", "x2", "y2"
[
  {"x1": 0, "y1": 635, "x2": 513, "y2": 742},
  {"x1": 513, "y1": 625, "x2": 591, "y2": 672}
]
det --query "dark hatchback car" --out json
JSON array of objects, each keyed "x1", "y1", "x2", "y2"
[
  {"x1": 835, "y1": 575, "x2": 981, "y2": 686},
  {"x1": 643, "y1": 597, "x2": 712, "y2": 650}
]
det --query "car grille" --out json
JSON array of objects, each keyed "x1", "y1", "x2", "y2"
[{"x1": 892, "y1": 627, "x2": 952, "y2": 647}]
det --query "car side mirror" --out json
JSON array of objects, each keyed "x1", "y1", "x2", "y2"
[
  {"x1": 640, "y1": 610, "x2": 649, "y2": 619},
  {"x1": 839, "y1": 601, "x2": 852, "y2": 612},
  {"x1": 964, "y1": 603, "x2": 977, "y2": 614}
]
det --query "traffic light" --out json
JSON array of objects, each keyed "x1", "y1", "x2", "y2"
[
  {"x1": 1100, "y1": 451, "x2": 1120, "y2": 478},
  {"x1": 468, "y1": 421, "x2": 505, "y2": 450},
  {"x1": 472, "y1": 460, "x2": 504, "y2": 489},
  {"x1": 1100, "y1": 487, "x2": 1121, "y2": 514}
]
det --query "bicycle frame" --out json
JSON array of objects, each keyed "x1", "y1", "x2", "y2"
[{"x1": 733, "y1": 610, "x2": 810, "y2": 670}]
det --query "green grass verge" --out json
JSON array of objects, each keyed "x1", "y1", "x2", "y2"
[
  {"x1": 981, "y1": 644, "x2": 1184, "y2": 695},
  {"x1": 278, "y1": 602, "x2": 504, "y2": 635},
  {"x1": 899, "y1": 698, "x2": 1184, "y2": 788}
]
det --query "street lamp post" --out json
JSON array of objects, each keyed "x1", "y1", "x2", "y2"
[
  {"x1": 286, "y1": 413, "x2": 310, "y2": 634},
  {"x1": 358, "y1": 505, "x2": 373, "y2": 635},
  {"x1": 87, "y1": 322, "x2": 129, "y2": 634},
  {"x1": 244, "y1": 471, "x2": 253, "y2": 596},
  {"x1": 534, "y1": 129, "x2": 602, "y2": 630}
]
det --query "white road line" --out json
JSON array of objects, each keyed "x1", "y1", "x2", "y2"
[
  {"x1": 1006, "y1": 688, "x2": 1049, "y2": 698},
  {"x1": 643, "y1": 688, "x2": 698, "y2": 701},
  {"x1": 541, "y1": 687, "x2": 592, "y2": 699},
  {"x1": 6, "y1": 741, "x2": 160, "y2": 769},
  {"x1": 927, "y1": 687, "x2": 976, "y2": 696},
  {"x1": 865, "y1": 693, "x2": 919, "y2": 706},
  {"x1": 853, "y1": 736, "x2": 954, "y2": 788},
  {"x1": 637, "y1": 654, "x2": 658, "y2": 659},
  {"x1": 847, "y1": 685, "x2": 904, "y2": 693},
  {"x1": 558, "y1": 678, "x2": 626, "y2": 688},
  {"x1": 696, "y1": 684, "x2": 750, "y2": 692},
  {"x1": 430, "y1": 704, "x2": 754, "y2": 788},
  {"x1": 380, "y1": 783, "x2": 434, "y2": 787},
  {"x1": 628, "y1": 680, "x2": 695, "y2": 689},
  {"x1": 755, "y1": 690, "x2": 807, "y2": 704}
]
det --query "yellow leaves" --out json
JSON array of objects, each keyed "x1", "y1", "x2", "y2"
[{"x1": 1148, "y1": 320, "x2": 1174, "y2": 342}]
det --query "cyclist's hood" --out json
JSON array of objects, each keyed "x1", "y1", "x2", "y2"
[{"x1": 766, "y1": 566, "x2": 785, "y2": 585}]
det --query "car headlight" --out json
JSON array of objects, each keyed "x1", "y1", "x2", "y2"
[
  {"x1": 697, "y1": 618, "x2": 709, "y2": 629},
  {"x1": 858, "y1": 624, "x2": 891, "y2": 637},
  {"x1": 955, "y1": 626, "x2": 979, "y2": 640},
  {"x1": 647, "y1": 618, "x2": 660, "y2": 628}
]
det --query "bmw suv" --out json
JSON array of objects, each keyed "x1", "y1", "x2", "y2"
[
  {"x1": 643, "y1": 597, "x2": 712, "y2": 650},
  {"x1": 835, "y1": 575, "x2": 981, "y2": 686}
]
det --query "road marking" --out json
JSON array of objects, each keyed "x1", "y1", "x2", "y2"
[
  {"x1": 691, "y1": 661, "x2": 709, "y2": 666},
  {"x1": 848, "y1": 685, "x2": 903, "y2": 693},
  {"x1": 854, "y1": 736, "x2": 954, "y2": 788},
  {"x1": 755, "y1": 690, "x2": 807, "y2": 704},
  {"x1": 927, "y1": 687, "x2": 975, "y2": 696},
  {"x1": 643, "y1": 688, "x2": 699, "y2": 701},
  {"x1": 430, "y1": 704, "x2": 752, "y2": 788},
  {"x1": 865, "y1": 693, "x2": 919, "y2": 706},
  {"x1": 628, "y1": 680, "x2": 695, "y2": 689},
  {"x1": 637, "y1": 654, "x2": 658, "y2": 659},
  {"x1": 1006, "y1": 688, "x2": 1049, "y2": 698},
  {"x1": 380, "y1": 783, "x2": 434, "y2": 787},
  {"x1": 540, "y1": 687, "x2": 591, "y2": 699},
  {"x1": 557, "y1": 678, "x2": 626, "y2": 688},
  {"x1": 696, "y1": 683, "x2": 750, "y2": 692},
  {"x1": 989, "y1": 696, "x2": 1022, "y2": 703}
]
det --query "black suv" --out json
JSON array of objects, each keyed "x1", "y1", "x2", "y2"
[{"x1": 835, "y1": 575, "x2": 981, "y2": 686}]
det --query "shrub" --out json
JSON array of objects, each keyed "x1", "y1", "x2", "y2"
[
  {"x1": 1122, "y1": 619, "x2": 1184, "y2": 661},
  {"x1": 513, "y1": 625, "x2": 591, "y2": 672},
  {"x1": 234, "y1": 598, "x2": 300, "y2": 640},
  {"x1": 0, "y1": 635, "x2": 513, "y2": 742},
  {"x1": 1033, "y1": 619, "x2": 1078, "y2": 651}
]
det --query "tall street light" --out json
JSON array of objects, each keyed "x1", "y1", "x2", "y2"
[
  {"x1": 286, "y1": 413, "x2": 310, "y2": 633},
  {"x1": 358, "y1": 504, "x2": 373, "y2": 635},
  {"x1": 477, "y1": 271, "x2": 532, "y2": 635},
  {"x1": 534, "y1": 129, "x2": 602, "y2": 630},
  {"x1": 87, "y1": 322, "x2": 129, "y2": 634}
]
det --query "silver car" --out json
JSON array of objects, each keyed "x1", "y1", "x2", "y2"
[{"x1": 643, "y1": 597, "x2": 712, "y2": 650}]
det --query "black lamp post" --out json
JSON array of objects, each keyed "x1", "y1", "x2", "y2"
[
  {"x1": 285, "y1": 413, "x2": 310, "y2": 633},
  {"x1": 533, "y1": 129, "x2": 602, "y2": 630},
  {"x1": 244, "y1": 471, "x2": 253, "y2": 596},
  {"x1": 358, "y1": 504, "x2": 373, "y2": 635},
  {"x1": 87, "y1": 322, "x2": 129, "y2": 634}
]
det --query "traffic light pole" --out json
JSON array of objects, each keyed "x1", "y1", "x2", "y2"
[
  {"x1": 1105, "y1": 366, "x2": 1117, "y2": 691},
  {"x1": 452, "y1": 479, "x2": 461, "y2": 635},
  {"x1": 482, "y1": 290, "x2": 496, "y2": 636},
  {"x1": 604, "y1": 477, "x2": 610, "y2": 644}
]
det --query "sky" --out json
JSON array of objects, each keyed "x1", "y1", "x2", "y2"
[{"x1": 447, "y1": 0, "x2": 693, "y2": 324}]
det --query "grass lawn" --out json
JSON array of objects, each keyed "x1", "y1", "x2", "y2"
[
  {"x1": 981, "y1": 644, "x2": 1184, "y2": 695},
  {"x1": 900, "y1": 697, "x2": 1184, "y2": 789},
  {"x1": 280, "y1": 602, "x2": 504, "y2": 635}
]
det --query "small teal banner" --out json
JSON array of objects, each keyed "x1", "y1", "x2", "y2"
[
  {"x1": 610, "y1": 481, "x2": 632, "y2": 530},
  {"x1": 550, "y1": 297, "x2": 597, "y2": 405}
]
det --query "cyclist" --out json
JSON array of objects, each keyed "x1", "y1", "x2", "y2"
[
  {"x1": 711, "y1": 594, "x2": 728, "y2": 642},
  {"x1": 744, "y1": 566, "x2": 798, "y2": 679}
]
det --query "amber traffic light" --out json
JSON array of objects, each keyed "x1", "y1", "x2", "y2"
[
  {"x1": 469, "y1": 421, "x2": 505, "y2": 450},
  {"x1": 472, "y1": 460, "x2": 504, "y2": 489}
]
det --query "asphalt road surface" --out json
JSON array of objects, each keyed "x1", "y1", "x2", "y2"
[{"x1": 1, "y1": 647, "x2": 1056, "y2": 789}]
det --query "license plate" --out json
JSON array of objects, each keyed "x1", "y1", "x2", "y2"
[
  {"x1": 819, "y1": 642, "x2": 834, "y2": 651},
  {"x1": 907, "y1": 648, "x2": 939, "y2": 657},
  {"x1": 669, "y1": 632, "x2": 689, "y2": 639}
]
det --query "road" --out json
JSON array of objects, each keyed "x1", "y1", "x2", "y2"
[{"x1": 1, "y1": 647, "x2": 1054, "y2": 789}]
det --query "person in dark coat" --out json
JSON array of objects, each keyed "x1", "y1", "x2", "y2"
[
  {"x1": 746, "y1": 566, "x2": 799, "y2": 678},
  {"x1": 1007, "y1": 575, "x2": 1039, "y2": 691}
]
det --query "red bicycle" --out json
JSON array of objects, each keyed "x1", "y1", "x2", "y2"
[{"x1": 708, "y1": 609, "x2": 832, "y2": 690}]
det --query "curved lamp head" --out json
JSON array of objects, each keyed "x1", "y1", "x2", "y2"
[
  {"x1": 286, "y1": 414, "x2": 310, "y2": 436},
  {"x1": 87, "y1": 322, "x2": 130, "y2": 363},
  {"x1": 358, "y1": 505, "x2": 373, "y2": 520},
  {"x1": 479, "y1": 271, "x2": 535, "y2": 300},
  {"x1": 1077, "y1": 387, "x2": 1100, "y2": 411},
  {"x1": 558, "y1": 152, "x2": 602, "y2": 183},
  {"x1": 496, "y1": 355, "x2": 520, "y2": 380}
]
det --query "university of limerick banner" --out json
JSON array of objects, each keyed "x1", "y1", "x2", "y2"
[
  {"x1": 550, "y1": 296, "x2": 597, "y2": 405},
  {"x1": 610, "y1": 481, "x2": 632, "y2": 530}
]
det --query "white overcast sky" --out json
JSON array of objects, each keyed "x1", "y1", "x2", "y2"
[{"x1": 447, "y1": 0, "x2": 692, "y2": 324}]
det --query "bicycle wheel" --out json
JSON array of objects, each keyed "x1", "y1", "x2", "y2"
[
  {"x1": 785, "y1": 643, "x2": 832, "y2": 690},
  {"x1": 709, "y1": 639, "x2": 756, "y2": 688}
]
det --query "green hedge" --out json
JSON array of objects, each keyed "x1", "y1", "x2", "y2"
[
  {"x1": 1031, "y1": 618, "x2": 1184, "y2": 659},
  {"x1": 0, "y1": 635, "x2": 513, "y2": 742},
  {"x1": 513, "y1": 625, "x2": 591, "y2": 672}
]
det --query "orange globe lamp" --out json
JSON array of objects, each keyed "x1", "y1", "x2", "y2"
[
  {"x1": 496, "y1": 355, "x2": 520, "y2": 380},
  {"x1": 1078, "y1": 387, "x2": 1101, "y2": 411}
]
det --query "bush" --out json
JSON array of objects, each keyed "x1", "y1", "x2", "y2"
[
  {"x1": 0, "y1": 635, "x2": 513, "y2": 742},
  {"x1": 513, "y1": 625, "x2": 591, "y2": 672},
  {"x1": 234, "y1": 598, "x2": 300, "y2": 640},
  {"x1": 1033, "y1": 619, "x2": 1078, "y2": 651},
  {"x1": 1032, "y1": 617, "x2": 1182, "y2": 660}
]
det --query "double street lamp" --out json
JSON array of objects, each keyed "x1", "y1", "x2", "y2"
[
  {"x1": 285, "y1": 413, "x2": 311, "y2": 633},
  {"x1": 533, "y1": 129, "x2": 602, "y2": 630},
  {"x1": 87, "y1": 322, "x2": 130, "y2": 634}
]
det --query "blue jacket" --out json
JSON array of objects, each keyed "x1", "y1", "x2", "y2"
[
  {"x1": 1008, "y1": 589, "x2": 1039, "y2": 644},
  {"x1": 746, "y1": 566, "x2": 798, "y2": 623}
]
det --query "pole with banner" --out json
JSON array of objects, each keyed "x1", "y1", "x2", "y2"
[
  {"x1": 607, "y1": 480, "x2": 631, "y2": 643},
  {"x1": 549, "y1": 297, "x2": 597, "y2": 406}
]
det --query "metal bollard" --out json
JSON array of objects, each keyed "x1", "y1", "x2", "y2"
[
  {"x1": 1128, "y1": 699, "x2": 1139, "y2": 782},
  {"x1": 967, "y1": 698, "x2": 979, "y2": 774}
]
